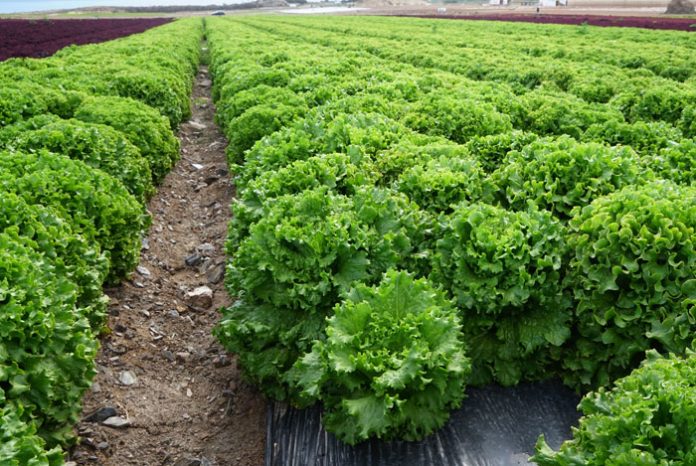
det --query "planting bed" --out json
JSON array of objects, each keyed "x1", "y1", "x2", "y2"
[
  {"x1": 396, "y1": 13, "x2": 696, "y2": 31},
  {"x1": 1, "y1": 13, "x2": 695, "y2": 466},
  {"x1": 0, "y1": 18, "x2": 172, "y2": 61}
]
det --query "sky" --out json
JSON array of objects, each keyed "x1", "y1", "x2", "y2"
[{"x1": 0, "y1": 0, "x2": 249, "y2": 13}]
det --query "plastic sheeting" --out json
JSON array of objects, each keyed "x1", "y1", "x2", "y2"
[{"x1": 266, "y1": 380, "x2": 581, "y2": 466}]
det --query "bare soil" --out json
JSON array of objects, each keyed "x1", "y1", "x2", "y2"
[{"x1": 70, "y1": 64, "x2": 266, "y2": 466}]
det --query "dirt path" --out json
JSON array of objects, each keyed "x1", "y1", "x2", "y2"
[{"x1": 70, "y1": 60, "x2": 266, "y2": 466}]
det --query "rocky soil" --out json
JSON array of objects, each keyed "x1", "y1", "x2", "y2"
[{"x1": 70, "y1": 64, "x2": 266, "y2": 466}]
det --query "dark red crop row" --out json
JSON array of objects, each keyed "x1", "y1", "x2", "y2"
[
  {"x1": 401, "y1": 13, "x2": 696, "y2": 32},
  {"x1": 0, "y1": 18, "x2": 172, "y2": 61}
]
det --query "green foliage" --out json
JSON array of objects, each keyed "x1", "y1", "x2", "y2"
[
  {"x1": 2, "y1": 117, "x2": 154, "y2": 204},
  {"x1": 291, "y1": 270, "x2": 470, "y2": 444},
  {"x1": 0, "y1": 233, "x2": 97, "y2": 446},
  {"x1": 612, "y1": 86, "x2": 696, "y2": 124},
  {"x1": 646, "y1": 139, "x2": 696, "y2": 185},
  {"x1": 74, "y1": 96, "x2": 179, "y2": 183},
  {"x1": 396, "y1": 156, "x2": 488, "y2": 213},
  {"x1": 491, "y1": 136, "x2": 650, "y2": 220},
  {"x1": 228, "y1": 152, "x2": 378, "y2": 253},
  {"x1": 374, "y1": 139, "x2": 469, "y2": 185},
  {"x1": 227, "y1": 188, "x2": 367, "y2": 314},
  {"x1": 518, "y1": 91, "x2": 624, "y2": 139},
  {"x1": 225, "y1": 103, "x2": 306, "y2": 164},
  {"x1": 227, "y1": 187, "x2": 422, "y2": 314},
  {"x1": 402, "y1": 92, "x2": 512, "y2": 143},
  {"x1": 0, "y1": 150, "x2": 148, "y2": 283},
  {"x1": 0, "y1": 193, "x2": 108, "y2": 329},
  {"x1": 562, "y1": 182, "x2": 696, "y2": 389},
  {"x1": 679, "y1": 105, "x2": 696, "y2": 138},
  {"x1": 237, "y1": 112, "x2": 410, "y2": 188},
  {"x1": 582, "y1": 119, "x2": 683, "y2": 155},
  {"x1": 110, "y1": 69, "x2": 188, "y2": 128},
  {"x1": 431, "y1": 203, "x2": 570, "y2": 385},
  {"x1": 464, "y1": 131, "x2": 539, "y2": 173},
  {"x1": 215, "y1": 84, "x2": 305, "y2": 128},
  {"x1": 0, "y1": 399, "x2": 63, "y2": 466},
  {"x1": 0, "y1": 18, "x2": 200, "y2": 460},
  {"x1": 0, "y1": 81, "x2": 83, "y2": 128},
  {"x1": 214, "y1": 301, "x2": 326, "y2": 402},
  {"x1": 532, "y1": 350, "x2": 696, "y2": 466},
  {"x1": 208, "y1": 15, "x2": 696, "y2": 444}
]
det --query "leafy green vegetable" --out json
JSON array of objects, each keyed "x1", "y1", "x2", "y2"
[
  {"x1": 646, "y1": 139, "x2": 696, "y2": 186},
  {"x1": 431, "y1": 202, "x2": 570, "y2": 385},
  {"x1": 74, "y1": 96, "x2": 179, "y2": 183},
  {"x1": 464, "y1": 130, "x2": 539, "y2": 173},
  {"x1": 374, "y1": 139, "x2": 469, "y2": 185},
  {"x1": 518, "y1": 90, "x2": 624, "y2": 139},
  {"x1": 403, "y1": 91, "x2": 512, "y2": 143},
  {"x1": 491, "y1": 136, "x2": 651, "y2": 220},
  {"x1": 0, "y1": 150, "x2": 148, "y2": 282},
  {"x1": 228, "y1": 152, "x2": 378, "y2": 253},
  {"x1": 0, "y1": 192, "x2": 108, "y2": 328},
  {"x1": 2, "y1": 116, "x2": 154, "y2": 204},
  {"x1": 292, "y1": 270, "x2": 470, "y2": 444},
  {"x1": 0, "y1": 233, "x2": 97, "y2": 446},
  {"x1": 582, "y1": 119, "x2": 683, "y2": 155},
  {"x1": 532, "y1": 350, "x2": 696, "y2": 466},
  {"x1": 214, "y1": 300, "x2": 326, "y2": 402},
  {"x1": 0, "y1": 398, "x2": 63, "y2": 466},
  {"x1": 227, "y1": 186, "x2": 422, "y2": 314},
  {"x1": 225, "y1": 103, "x2": 307, "y2": 164},
  {"x1": 562, "y1": 182, "x2": 696, "y2": 389},
  {"x1": 396, "y1": 155, "x2": 488, "y2": 213}
]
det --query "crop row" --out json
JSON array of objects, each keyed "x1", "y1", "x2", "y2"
[
  {"x1": 208, "y1": 16, "x2": 695, "y2": 460},
  {"x1": 0, "y1": 19, "x2": 202, "y2": 464},
  {"x1": 0, "y1": 18, "x2": 172, "y2": 62}
]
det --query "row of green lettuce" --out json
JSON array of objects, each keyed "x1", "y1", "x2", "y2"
[
  {"x1": 0, "y1": 19, "x2": 202, "y2": 465},
  {"x1": 207, "y1": 16, "x2": 696, "y2": 460}
]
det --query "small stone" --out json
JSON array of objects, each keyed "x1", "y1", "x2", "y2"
[
  {"x1": 162, "y1": 350, "x2": 175, "y2": 362},
  {"x1": 136, "y1": 265, "x2": 151, "y2": 278},
  {"x1": 188, "y1": 120, "x2": 206, "y2": 131},
  {"x1": 174, "y1": 458, "x2": 208, "y2": 466},
  {"x1": 213, "y1": 354, "x2": 231, "y2": 368},
  {"x1": 186, "y1": 286, "x2": 213, "y2": 309},
  {"x1": 196, "y1": 243, "x2": 215, "y2": 256},
  {"x1": 140, "y1": 309, "x2": 151, "y2": 317},
  {"x1": 141, "y1": 238, "x2": 150, "y2": 250},
  {"x1": 102, "y1": 416, "x2": 130, "y2": 428},
  {"x1": 204, "y1": 175, "x2": 219, "y2": 185},
  {"x1": 186, "y1": 388, "x2": 193, "y2": 398},
  {"x1": 185, "y1": 253, "x2": 202, "y2": 267},
  {"x1": 91, "y1": 382, "x2": 102, "y2": 394},
  {"x1": 96, "y1": 441, "x2": 109, "y2": 450},
  {"x1": 119, "y1": 370, "x2": 137, "y2": 386},
  {"x1": 83, "y1": 406, "x2": 117, "y2": 423},
  {"x1": 191, "y1": 162, "x2": 205, "y2": 170},
  {"x1": 176, "y1": 352, "x2": 190, "y2": 363},
  {"x1": 65, "y1": 462, "x2": 78, "y2": 466},
  {"x1": 167, "y1": 309, "x2": 180, "y2": 319},
  {"x1": 206, "y1": 263, "x2": 225, "y2": 284}
]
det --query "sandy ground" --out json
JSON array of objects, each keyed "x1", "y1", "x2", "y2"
[{"x1": 70, "y1": 62, "x2": 266, "y2": 466}]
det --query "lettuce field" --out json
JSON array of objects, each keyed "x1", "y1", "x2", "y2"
[{"x1": 1, "y1": 14, "x2": 695, "y2": 465}]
